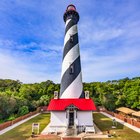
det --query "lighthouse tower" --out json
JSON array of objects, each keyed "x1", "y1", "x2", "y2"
[
  {"x1": 44, "y1": 5, "x2": 96, "y2": 135},
  {"x1": 60, "y1": 4, "x2": 84, "y2": 99}
]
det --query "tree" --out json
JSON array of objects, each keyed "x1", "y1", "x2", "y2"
[
  {"x1": 0, "y1": 76, "x2": 140, "y2": 121},
  {"x1": 0, "y1": 93, "x2": 17, "y2": 119},
  {"x1": 18, "y1": 106, "x2": 29, "y2": 116},
  {"x1": 39, "y1": 95, "x2": 50, "y2": 106}
]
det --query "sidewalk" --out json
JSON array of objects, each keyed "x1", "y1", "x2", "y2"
[
  {"x1": 0, "y1": 113, "x2": 40, "y2": 135},
  {"x1": 101, "y1": 112, "x2": 140, "y2": 133}
]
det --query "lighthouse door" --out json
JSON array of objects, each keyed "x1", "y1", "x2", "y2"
[
  {"x1": 69, "y1": 112, "x2": 74, "y2": 126},
  {"x1": 67, "y1": 105, "x2": 77, "y2": 127}
]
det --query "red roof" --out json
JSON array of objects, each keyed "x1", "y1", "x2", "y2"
[{"x1": 47, "y1": 98, "x2": 96, "y2": 111}]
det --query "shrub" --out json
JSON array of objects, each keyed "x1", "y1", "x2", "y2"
[
  {"x1": 7, "y1": 114, "x2": 16, "y2": 121},
  {"x1": 18, "y1": 106, "x2": 29, "y2": 116}
]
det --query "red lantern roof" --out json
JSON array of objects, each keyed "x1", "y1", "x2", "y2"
[
  {"x1": 47, "y1": 98, "x2": 96, "y2": 111},
  {"x1": 67, "y1": 4, "x2": 76, "y2": 11}
]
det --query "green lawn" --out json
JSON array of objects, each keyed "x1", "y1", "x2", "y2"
[
  {"x1": 84, "y1": 112, "x2": 140, "y2": 140},
  {"x1": 0, "y1": 112, "x2": 140, "y2": 140},
  {"x1": 0, "y1": 113, "x2": 50, "y2": 140}
]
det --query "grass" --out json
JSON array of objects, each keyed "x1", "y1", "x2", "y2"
[
  {"x1": 0, "y1": 113, "x2": 50, "y2": 140},
  {"x1": 0, "y1": 112, "x2": 140, "y2": 140},
  {"x1": 84, "y1": 112, "x2": 140, "y2": 140}
]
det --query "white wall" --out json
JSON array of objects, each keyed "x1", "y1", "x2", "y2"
[
  {"x1": 50, "y1": 111, "x2": 93, "y2": 127},
  {"x1": 77, "y1": 111, "x2": 93, "y2": 126},
  {"x1": 50, "y1": 111, "x2": 67, "y2": 126}
]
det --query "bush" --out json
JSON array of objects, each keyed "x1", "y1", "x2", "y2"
[
  {"x1": 7, "y1": 114, "x2": 16, "y2": 121},
  {"x1": 0, "y1": 119, "x2": 4, "y2": 124},
  {"x1": 18, "y1": 106, "x2": 29, "y2": 116}
]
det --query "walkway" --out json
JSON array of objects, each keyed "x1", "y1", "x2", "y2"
[
  {"x1": 101, "y1": 112, "x2": 140, "y2": 133},
  {"x1": 0, "y1": 113, "x2": 40, "y2": 135}
]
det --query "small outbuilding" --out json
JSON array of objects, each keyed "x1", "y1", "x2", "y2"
[
  {"x1": 116, "y1": 107, "x2": 136, "y2": 117},
  {"x1": 132, "y1": 111, "x2": 140, "y2": 121},
  {"x1": 47, "y1": 98, "x2": 96, "y2": 133}
]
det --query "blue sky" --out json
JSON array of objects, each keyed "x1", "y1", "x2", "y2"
[{"x1": 0, "y1": 0, "x2": 140, "y2": 83}]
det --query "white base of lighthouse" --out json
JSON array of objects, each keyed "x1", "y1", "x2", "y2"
[
  {"x1": 45, "y1": 97, "x2": 96, "y2": 135},
  {"x1": 41, "y1": 110, "x2": 95, "y2": 135},
  {"x1": 49, "y1": 111, "x2": 93, "y2": 126}
]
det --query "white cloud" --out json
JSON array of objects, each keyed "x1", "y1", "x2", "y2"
[
  {"x1": 0, "y1": 39, "x2": 62, "y2": 83},
  {"x1": 78, "y1": 17, "x2": 124, "y2": 45},
  {"x1": 81, "y1": 42, "x2": 140, "y2": 82},
  {"x1": 0, "y1": 51, "x2": 61, "y2": 83}
]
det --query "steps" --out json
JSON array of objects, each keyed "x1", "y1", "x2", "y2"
[
  {"x1": 62, "y1": 138, "x2": 81, "y2": 140},
  {"x1": 65, "y1": 127, "x2": 77, "y2": 136}
]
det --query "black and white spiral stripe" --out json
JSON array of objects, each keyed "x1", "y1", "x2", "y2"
[{"x1": 60, "y1": 19, "x2": 84, "y2": 98}]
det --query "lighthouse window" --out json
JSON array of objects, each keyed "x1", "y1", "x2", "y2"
[
  {"x1": 69, "y1": 64, "x2": 74, "y2": 74},
  {"x1": 70, "y1": 35, "x2": 73, "y2": 43}
]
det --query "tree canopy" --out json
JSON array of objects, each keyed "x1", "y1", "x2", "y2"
[{"x1": 0, "y1": 77, "x2": 139, "y2": 122}]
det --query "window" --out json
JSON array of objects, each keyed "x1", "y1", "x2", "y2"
[
  {"x1": 69, "y1": 64, "x2": 74, "y2": 74},
  {"x1": 70, "y1": 35, "x2": 73, "y2": 43}
]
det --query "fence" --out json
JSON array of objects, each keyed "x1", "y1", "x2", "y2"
[
  {"x1": 0, "y1": 108, "x2": 40, "y2": 131},
  {"x1": 101, "y1": 109, "x2": 140, "y2": 128}
]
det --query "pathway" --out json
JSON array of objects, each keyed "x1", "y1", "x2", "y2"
[
  {"x1": 0, "y1": 113, "x2": 40, "y2": 135},
  {"x1": 101, "y1": 112, "x2": 140, "y2": 133}
]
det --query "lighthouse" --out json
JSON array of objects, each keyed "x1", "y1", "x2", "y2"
[
  {"x1": 60, "y1": 4, "x2": 84, "y2": 99},
  {"x1": 43, "y1": 5, "x2": 96, "y2": 135}
]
